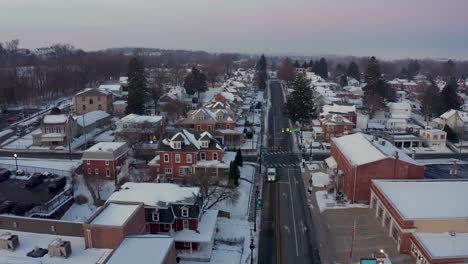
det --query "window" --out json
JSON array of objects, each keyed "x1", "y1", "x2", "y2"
[
  {"x1": 226, "y1": 124, "x2": 230, "y2": 129},
  {"x1": 433, "y1": 135, "x2": 438, "y2": 140},
  {"x1": 164, "y1": 224, "x2": 171, "y2": 231},
  {"x1": 183, "y1": 241, "x2": 190, "y2": 247},
  {"x1": 164, "y1": 154, "x2": 169, "y2": 163},
  {"x1": 98, "y1": 104, "x2": 102, "y2": 110},
  {"x1": 208, "y1": 125, "x2": 212, "y2": 131},
  {"x1": 441, "y1": 134, "x2": 446, "y2": 139},
  {"x1": 82, "y1": 105, "x2": 86, "y2": 111},
  {"x1": 182, "y1": 208, "x2": 189, "y2": 217},
  {"x1": 95, "y1": 168, "x2": 99, "y2": 175},
  {"x1": 87, "y1": 160, "x2": 90, "y2": 165},
  {"x1": 201, "y1": 141, "x2": 208, "y2": 148},
  {"x1": 179, "y1": 167, "x2": 191, "y2": 176},
  {"x1": 97, "y1": 96, "x2": 101, "y2": 101},
  {"x1": 165, "y1": 168, "x2": 172, "y2": 174},
  {"x1": 81, "y1": 96, "x2": 85, "y2": 102},
  {"x1": 173, "y1": 141, "x2": 181, "y2": 149},
  {"x1": 106, "y1": 169, "x2": 110, "y2": 177},
  {"x1": 175, "y1": 154, "x2": 181, "y2": 163},
  {"x1": 152, "y1": 212, "x2": 159, "y2": 221},
  {"x1": 213, "y1": 152, "x2": 218, "y2": 160},
  {"x1": 105, "y1": 160, "x2": 109, "y2": 166},
  {"x1": 196, "y1": 116, "x2": 203, "y2": 121},
  {"x1": 51, "y1": 225, "x2": 56, "y2": 232},
  {"x1": 87, "y1": 168, "x2": 91, "y2": 175},
  {"x1": 89, "y1": 99, "x2": 93, "y2": 104},
  {"x1": 186, "y1": 154, "x2": 192, "y2": 163},
  {"x1": 182, "y1": 219, "x2": 189, "y2": 229},
  {"x1": 200, "y1": 152, "x2": 206, "y2": 160},
  {"x1": 217, "y1": 115, "x2": 223, "y2": 120},
  {"x1": 197, "y1": 125, "x2": 201, "y2": 130}
]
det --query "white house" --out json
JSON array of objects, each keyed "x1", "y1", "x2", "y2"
[{"x1": 419, "y1": 129, "x2": 447, "y2": 149}]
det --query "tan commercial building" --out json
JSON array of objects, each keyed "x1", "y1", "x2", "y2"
[
  {"x1": 74, "y1": 88, "x2": 113, "y2": 115},
  {"x1": 370, "y1": 179, "x2": 468, "y2": 264}
]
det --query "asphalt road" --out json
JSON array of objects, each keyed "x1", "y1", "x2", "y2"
[{"x1": 258, "y1": 80, "x2": 320, "y2": 264}]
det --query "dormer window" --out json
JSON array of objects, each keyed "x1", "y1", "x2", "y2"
[
  {"x1": 201, "y1": 141, "x2": 209, "y2": 148},
  {"x1": 173, "y1": 141, "x2": 181, "y2": 149},
  {"x1": 152, "y1": 211, "x2": 159, "y2": 221},
  {"x1": 182, "y1": 208, "x2": 189, "y2": 218},
  {"x1": 217, "y1": 115, "x2": 223, "y2": 120}
]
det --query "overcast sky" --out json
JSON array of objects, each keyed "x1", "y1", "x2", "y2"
[{"x1": 1, "y1": 0, "x2": 468, "y2": 59}]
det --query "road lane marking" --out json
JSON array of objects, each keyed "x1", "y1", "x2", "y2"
[
  {"x1": 287, "y1": 169, "x2": 300, "y2": 257},
  {"x1": 301, "y1": 220, "x2": 307, "y2": 234},
  {"x1": 283, "y1": 225, "x2": 290, "y2": 234},
  {"x1": 282, "y1": 192, "x2": 287, "y2": 199}
]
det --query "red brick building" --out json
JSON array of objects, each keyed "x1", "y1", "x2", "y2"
[
  {"x1": 329, "y1": 133, "x2": 424, "y2": 202},
  {"x1": 82, "y1": 142, "x2": 130, "y2": 181},
  {"x1": 151, "y1": 130, "x2": 227, "y2": 181},
  {"x1": 108, "y1": 182, "x2": 218, "y2": 260},
  {"x1": 320, "y1": 114, "x2": 354, "y2": 142},
  {"x1": 320, "y1": 103, "x2": 357, "y2": 125},
  {"x1": 370, "y1": 180, "x2": 468, "y2": 264}
]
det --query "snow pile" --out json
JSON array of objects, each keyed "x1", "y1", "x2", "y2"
[
  {"x1": 311, "y1": 172, "x2": 330, "y2": 187},
  {"x1": 315, "y1": 191, "x2": 368, "y2": 213},
  {"x1": 43, "y1": 114, "x2": 68, "y2": 124}
]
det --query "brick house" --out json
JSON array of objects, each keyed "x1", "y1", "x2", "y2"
[
  {"x1": 74, "y1": 88, "x2": 113, "y2": 115},
  {"x1": 370, "y1": 180, "x2": 468, "y2": 264},
  {"x1": 150, "y1": 129, "x2": 226, "y2": 181},
  {"x1": 108, "y1": 182, "x2": 218, "y2": 261},
  {"x1": 320, "y1": 114, "x2": 354, "y2": 142},
  {"x1": 82, "y1": 142, "x2": 130, "y2": 181},
  {"x1": 328, "y1": 133, "x2": 424, "y2": 202},
  {"x1": 84, "y1": 201, "x2": 177, "y2": 264},
  {"x1": 175, "y1": 108, "x2": 236, "y2": 132},
  {"x1": 320, "y1": 103, "x2": 357, "y2": 125}
]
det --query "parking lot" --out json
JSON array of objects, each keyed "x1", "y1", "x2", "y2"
[
  {"x1": 424, "y1": 163, "x2": 468, "y2": 179},
  {"x1": 0, "y1": 178, "x2": 59, "y2": 205}
]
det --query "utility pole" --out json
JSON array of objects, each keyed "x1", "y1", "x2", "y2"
[
  {"x1": 67, "y1": 112, "x2": 73, "y2": 160},
  {"x1": 82, "y1": 113, "x2": 87, "y2": 150}
]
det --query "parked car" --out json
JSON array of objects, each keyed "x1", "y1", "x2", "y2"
[
  {"x1": 0, "y1": 200, "x2": 16, "y2": 214},
  {"x1": 48, "y1": 177, "x2": 67, "y2": 193},
  {"x1": 25, "y1": 175, "x2": 44, "y2": 189},
  {"x1": 6, "y1": 117, "x2": 17, "y2": 123},
  {"x1": 0, "y1": 169, "x2": 12, "y2": 183},
  {"x1": 11, "y1": 203, "x2": 35, "y2": 216}
]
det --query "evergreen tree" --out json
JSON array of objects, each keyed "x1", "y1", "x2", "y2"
[
  {"x1": 440, "y1": 77, "x2": 461, "y2": 113},
  {"x1": 363, "y1": 56, "x2": 395, "y2": 114},
  {"x1": 235, "y1": 148, "x2": 243, "y2": 167},
  {"x1": 420, "y1": 82, "x2": 441, "y2": 119},
  {"x1": 334, "y1": 63, "x2": 346, "y2": 78},
  {"x1": 443, "y1": 125, "x2": 459, "y2": 143},
  {"x1": 286, "y1": 73, "x2": 314, "y2": 123},
  {"x1": 407, "y1": 59, "x2": 420, "y2": 79},
  {"x1": 301, "y1": 61, "x2": 309, "y2": 69},
  {"x1": 317, "y1": 58, "x2": 328, "y2": 79},
  {"x1": 256, "y1": 54, "x2": 268, "y2": 90},
  {"x1": 229, "y1": 161, "x2": 240, "y2": 186},
  {"x1": 126, "y1": 58, "x2": 147, "y2": 115},
  {"x1": 184, "y1": 67, "x2": 208, "y2": 99},
  {"x1": 339, "y1": 75, "x2": 348, "y2": 87},
  {"x1": 346, "y1": 61, "x2": 360, "y2": 81},
  {"x1": 307, "y1": 60, "x2": 314, "y2": 71},
  {"x1": 312, "y1": 61, "x2": 320, "y2": 75},
  {"x1": 442, "y1": 59, "x2": 456, "y2": 80},
  {"x1": 293, "y1": 60, "x2": 301, "y2": 68}
]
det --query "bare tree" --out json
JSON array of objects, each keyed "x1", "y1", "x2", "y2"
[{"x1": 188, "y1": 174, "x2": 239, "y2": 211}]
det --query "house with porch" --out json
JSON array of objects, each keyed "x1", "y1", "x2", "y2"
[
  {"x1": 175, "y1": 108, "x2": 236, "y2": 132},
  {"x1": 107, "y1": 182, "x2": 218, "y2": 261},
  {"x1": 32, "y1": 111, "x2": 78, "y2": 147},
  {"x1": 150, "y1": 129, "x2": 226, "y2": 182}
]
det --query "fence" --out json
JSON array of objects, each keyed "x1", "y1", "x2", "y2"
[
  {"x1": 26, "y1": 188, "x2": 74, "y2": 217},
  {"x1": 0, "y1": 163, "x2": 73, "y2": 177},
  {"x1": 0, "y1": 214, "x2": 83, "y2": 237}
]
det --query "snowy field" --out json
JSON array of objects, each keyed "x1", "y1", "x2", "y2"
[{"x1": 3, "y1": 130, "x2": 35, "y2": 149}]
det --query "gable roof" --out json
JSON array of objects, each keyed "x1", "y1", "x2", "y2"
[
  {"x1": 76, "y1": 88, "x2": 111, "y2": 97},
  {"x1": 160, "y1": 129, "x2": 222, "y2": 152}
]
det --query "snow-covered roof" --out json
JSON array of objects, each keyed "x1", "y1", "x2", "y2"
[
  {"x1": 43, "y1": 114, "x2": 68, "y2": 124},
  {"x1": 41, "y1": 133, "x2": 66, "y2": 138},
  {"x1": 105, "y1": 236, "x2": 174, "y2": 264},
  {"x1": 194, "y1": 160, "x2": 229, "y2": 169},
  {"x1": 325, "y1": 157, "x2": 337, "y2": 169},
  {"x1": 120, "y1": 114, "x2": 162, "y2": 124},
  {"x1": 332, "y1": 133, "x2": 419, "y2": 166},
  {"x1": 75, "y1": 88, "x2": 112, "y2": 96},
  {"x1": 173, "y1": 210, "x2": 218, "y2": 243},
  {"x1": 414, "y1": 233, "x2": 468, "y2": 259},
  {"x1": 86, "y1": 142, "x2": 126, "y2": 152},
  {"x1": 219, "y1": 92, "x2": 235, "y2": 102},
  {"x1": 388, "y1": 102, "x2": 411, "y2": 110},
  {"x1": 113, "y1": 100, "x2": 127, "y2": 105},
  {"x1": 321, "y1": 114, "x2": 353, "y2": 125},
  {"x1": 90, "y1": 203, "x2": 140, "y2": 226},
  {"x1": 322, "y1": 104, "x2": 356, "y2": 115},
  {"x1": 74, "y1": 111, "x2": 110, "y2": 127},
  {"x1": 0, "y1": 229, "x2": 111, "y2": 264},
  {"x1": 82, "y1": 142, "x2": 129, "y2": 160},
  {"x1": 373, "y1": 180, "x2": 468, "y2": 219},
  {"x1": 99, "y1": 84, "x2": 121, "y2": 93},
  {"x1": 108, "y1": 183, "x2": 200, "y2": 207}
]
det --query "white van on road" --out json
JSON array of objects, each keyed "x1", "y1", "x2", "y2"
[{"x1": 267, "y1": 168, "x2": 276, "y2": 182}]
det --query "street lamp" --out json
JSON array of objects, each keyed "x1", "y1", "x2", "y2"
[
  {"x1": 249, "y1": 232, "x2": 255, "y2": 264},
  {"x1": 13, "y1": 153, "x2": 18, "y2": 171}
]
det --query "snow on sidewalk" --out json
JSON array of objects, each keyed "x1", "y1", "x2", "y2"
[{"x1": 315, "y1": 191, "x2": 368, "y2": 213}]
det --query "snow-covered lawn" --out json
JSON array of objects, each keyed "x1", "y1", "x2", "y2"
[
  {"x1": 222, "y1": 151, "x2": 236, "y2": 165},
  {"x1": 89, "y1": 179, "x2": 116, "y2": 201},
  {"x1": 311, "y1": 172, "x2": 330, "y2": 187},
  {"x1": 61, "y1": 174, "x2": 97, "y2": 222},
  {"x1": 315, "y1": 191, "x2": 368, "y2": 213}
]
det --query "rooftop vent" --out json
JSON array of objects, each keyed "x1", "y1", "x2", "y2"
[{"x1": 450, "y1": 231, "x2": 456, "y2": 236}]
